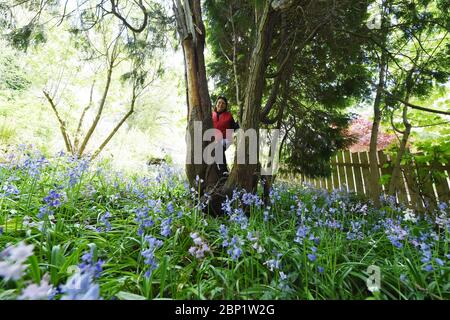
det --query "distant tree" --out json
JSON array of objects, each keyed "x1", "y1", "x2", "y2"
[
  {"x1": 1, "y1": 0, "x2": 168, "y2": 159},
  {"x1": 347, "y1": 117, "x2": 395, "y2": 152}
]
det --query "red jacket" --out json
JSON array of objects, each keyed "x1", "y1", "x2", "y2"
[{"x1": 212, "y1": 111, "x2": 239, "y2": 142}]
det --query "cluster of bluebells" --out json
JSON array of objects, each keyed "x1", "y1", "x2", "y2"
[
  {"x1": 294, "y1": 224, "x2": 310, "y2": 244},
  {"x1": 435, "y1": 202, "x2": 450, "y2": 231},
  {"x1": 21, "y1": 152, "x2": 49, "y2": 178},
  {"x1": 228, "y1": 208, "x2": 249, "y2": 230},
  {"x1": 188, "y1": 233, "x2": 210, "y2": 259},
  {"x1": 226, "y1": 236, "x2": 243, "y2": 261},
  {"x1": 38, "y1": 189, "x2": 65, "y2": 219},
  {"x1": 383, "y1": 218, "x2": 408, "y2": 248},
  {"x1": 135, "y1": 205, "x2": 155, "y2": 236},
  {"x1": 0, "y1": 241, "x2": 34, "y2": 281},
  {"x1": 265, "y1": 253, "x2": 282, "y2": 272},
  {"x1": 66, "y1": 157, "x2": 90, "y2": 187},
  {"x1": 19, "y1": 274, "x2": 54, "y2": 300},
  {"x1": 98, "y1": 211, "x2": 112, "y2": 232},
  {"x1": 59, "y1": 247, "x2": 103, "y2": 300},
  {"x1": 141, "y1": 236, "x2": 163, "y2": 278},
  {"x1": 409, "y1": 230, "x2": 445, "y2": 272},
  {"x1": 158, "y1": 202, "x2": 179, "y2": 238},
  {"x1": 218, "y1": 224, "x2": 243, "y2": 260},
  {"x1": 78, "y1": 249, "x2": 104, "y2": 279},
  {"x1": 247, "y1": 231, "x2": 265, "y2": 253},
  {"x1": 1, "y1": 182, "x2": 19, "y2": 198},
  {"x1": 0, "y1": 242, "x2": 55, "y2": 300},
  {"x1": 346, "y1": 221, "x2": 365, "y2": 241},
  {"x1": 153, "y1": 164, "x2": 183, "y2": 189},
  {"x1": 241, "y1": 192, "x2": 264, "y2": 208}
]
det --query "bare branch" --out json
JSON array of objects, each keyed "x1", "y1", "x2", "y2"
[
  {"x1": 78, "y1": 56, "x2": 115, "y2": 157},
  {"x1": 42, "y1": 90, "x2": 73, "y2": 153},
  {"x1": 91, "y1": 82, "x2": 137, "y2": 160},
  {"x1": 74, "y1": 80, "x2": 96, "y2": 152},
  {"x1": 109, "y1": 0, "x2": 148, "y2": 33}
]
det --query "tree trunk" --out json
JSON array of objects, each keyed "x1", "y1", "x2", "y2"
[
  {"x1": 368, "y1": 53, "x2": 387, "y2": 207},
  {"x1": 224, "y1": 1, "x2": 275, "y2": 193},
  {"x1": 388, "y1": 103, "x2": 411, "y2": 196},
  {"x1": 174, "y1": 0, "x2": 279, "y2": 215},
  {"x1": 174, "y1": 0, "x2": 215, "y2": 189}
]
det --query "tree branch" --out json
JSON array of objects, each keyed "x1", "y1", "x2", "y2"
[
  {"x1": 42, "y1": 90, "x2": 73, "y2": 153},
  {"x1": 109, "y1": 0, "x2": 148, "y2": 33}
]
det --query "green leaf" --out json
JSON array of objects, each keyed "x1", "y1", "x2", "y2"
[{"x1": 116, "y1": 291, "x2": 147, "y2": 300}]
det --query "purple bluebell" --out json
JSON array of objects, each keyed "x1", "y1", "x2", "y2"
[
  {"x1": 99, "y1": 211, "x2": 112, "y2": 231},
  {"x1": 160, "y1": 217, "x2": 172, "y2": 237},
  {"x1": 1, "y1": 183, "x2": 19, "y2": 197},
  {"x1": 294, "y1": 225, "x2": 310, "y2": 244},
  {"x1": 141, "y1": 236, "x2": 163, "y2": 278}
]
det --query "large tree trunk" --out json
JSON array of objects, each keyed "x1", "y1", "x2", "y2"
[
  {"x1": 174, "y1": 0, "x2": 216, "y2": 189},
  {"x1": 174, "y1": 0, "x2": 280, "y2": 215},
  {"x1": 224, "y1": 1, "x2": 276, "y2": 193}
]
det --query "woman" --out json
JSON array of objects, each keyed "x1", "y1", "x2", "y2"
[{"x1": 212, "y1": 96, "x2": 239, "y2": 175}]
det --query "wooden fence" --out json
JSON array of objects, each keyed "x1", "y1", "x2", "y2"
[{"x1": 283, "y1": 150, "x2": 450, "y2": 210}]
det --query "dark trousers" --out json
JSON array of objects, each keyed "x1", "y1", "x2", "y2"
[{"x1": 216, "y1": 144, "x2": 228, "y2": 176}]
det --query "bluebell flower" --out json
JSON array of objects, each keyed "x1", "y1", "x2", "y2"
[
  {"x1": 435, "y1": 258, "x2": 444, "y2": 266},
  {"x1": 384, "y1": 219, "x2": 408, "y2": 248},
  {"x1": 37, "y1": 206, "x2": 54, "y2": 220},
  {"x1": 67, "y1": 157, "x2": 90, "y2": 187},
  {"x1": 264, "y1": 254, "x2": 282, "y2": 271},
  {"x1": 141, "y1": 236, "x2": 163, "y2": 278},
  {"x1": 60, "y1": 272, "x2": 100, "y2": 300},
  {"x1": 241, "y1": 192, "x2": 263, "y2": 207},
  {"x1": 423, "y1": 264, "x2": 433, "y2": 272},
  {"x1": 160, "y1": 217, "x2": 172, "y2": 237},
  {"x1": 99, "y1": 212, "x2": 112, "y2": 231},
  {"x1": 135, "y1": 206, "x2": 154, "y2": 236},
  {"x1": 1, "y1": 183, "x2": 19, "y2": 197},
  {"x1": 219, "y1": 224, "x2": 229, "y2": 247},
  {"x1": 43, "y1": 189, "x2": 63, "y2": 207},
  {"x1": 166, "y1": 202, "x2": 174, "y2": 214},
  {"x1": 188, "y1": 233, "x2": 210, "y2": 259},
  {"x1": 294, "y1": 225, "x2": 309, "y2": 244},
  {"x1": 346, "y1": 221, "x2": 364, "y2": 241},
  {"x1": 79, "y1": 249, "x2": 104, "y2": 279},
  {"x1": 269, "y1": 187, "x2": 281, "y2": 204},
  {"x1": 307, "y1": 253, "x2": 316, "y2": 262},
  {"x1": 226, "y1": 236, "x2": 243, "y2": 261}
]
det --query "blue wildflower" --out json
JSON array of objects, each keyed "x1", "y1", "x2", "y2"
[
  {"x1": 141, "y1": 236, "x2": 163, "y2": 278},
  {"x1": 294, "y1": 225, "x2": 310, "y2": 244},
  {"x1": 99, "y1": 212, "x2": 112, "y2": 232},
  {"x1": 307, "y1": 253, "x2": 316, "y2": 262},
  {"x1": 160, "y1": 217, "x2": 172, "y2": 237},
  {"x1": 435, "y1": 258, "x2": 444, "y2": 266}
]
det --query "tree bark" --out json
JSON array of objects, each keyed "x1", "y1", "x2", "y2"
[
  {"x1": 174, "y1": 0, "x2": 215, "y2": 189},
  {"x1": 368, "y1": 52, "x2": 387, "y2": 207},
  {"x1": 224, "y1": 1, "x2": 275, "y2": 193},
  {"x1": 388, "y1": 103, "x2": 411, "y2": 196}
]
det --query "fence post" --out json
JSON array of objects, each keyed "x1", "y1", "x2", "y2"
[
  {"x1": 359, "y1": 152, "x2": 371, "y2": 197},
  {"x1": 344, "y1": 150, "x2": 356, "y2": 193},
  {"x1": 351, "y1": 152, "x2": 365, "y2": 195}
]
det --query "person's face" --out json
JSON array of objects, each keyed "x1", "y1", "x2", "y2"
[{"x1": 216, "y1": 99, "x2": 227, "y2": 112}]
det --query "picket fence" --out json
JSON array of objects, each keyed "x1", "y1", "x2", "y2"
[{"x1": 282, "y1": 150, "x2": 450, "y2": 210}]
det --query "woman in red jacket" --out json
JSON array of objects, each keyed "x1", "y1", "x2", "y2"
[{"x1": 212, "y1": 96, "x2": 239, "y2": 175}]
